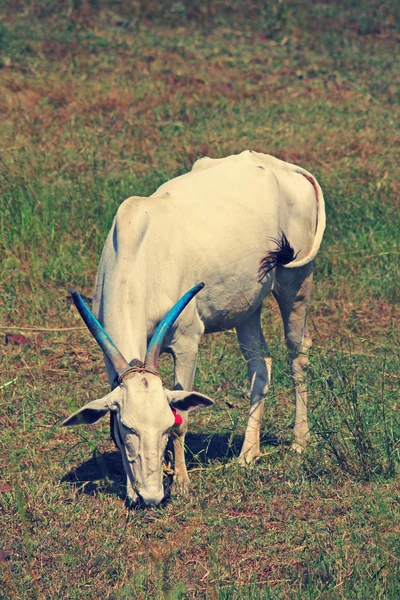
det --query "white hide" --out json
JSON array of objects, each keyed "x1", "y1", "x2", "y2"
[
  {"x1": 95, "y1": 151, "x2": 324, "y2": 351},
  {"x1": 71, "y1": 151, "x2": 326, "y2": 505}
]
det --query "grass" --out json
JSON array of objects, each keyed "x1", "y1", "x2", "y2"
[{"x1": 1, "y1": 1, "x2": 399, "y2": 598}]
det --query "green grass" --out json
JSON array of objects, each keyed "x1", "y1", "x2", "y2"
[{"x1": 1, "y1": 1, "x2": 399, "y2": 598}]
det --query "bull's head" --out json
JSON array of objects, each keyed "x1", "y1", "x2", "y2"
[{"x1": 62, "y1": 283, "x2": 213, "y2": 507}]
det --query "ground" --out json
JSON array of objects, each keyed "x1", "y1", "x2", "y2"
[{"x1": 0, "y1": 2, "x2": 399, "y2": 598}]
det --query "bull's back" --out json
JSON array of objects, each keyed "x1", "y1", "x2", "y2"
[
  {"x1": 96, "y1": 151, "x2": 319, "y2": 335},
  {"x1": 153, "y1": 150, "x2": 317, "y2": 274},
  {"x1": 154, "y1": 151, "x2": 316, "y2": 246}
]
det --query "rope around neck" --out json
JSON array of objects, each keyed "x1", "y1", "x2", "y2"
[{"x1": 117, "y1": 364, "x2": 166, "y2": 387}]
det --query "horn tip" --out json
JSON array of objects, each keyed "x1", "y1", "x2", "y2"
[{"x1": 198, "y1": 282, "x2": 205, "y2": 289}]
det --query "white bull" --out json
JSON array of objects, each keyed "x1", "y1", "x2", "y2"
[{"x1": 63, "y1": 150, "x2": 325, "y2": 507}]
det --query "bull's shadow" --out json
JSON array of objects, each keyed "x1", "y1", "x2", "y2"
[{"x1": 61, "y1": 432, "x2": 280, "y2": 499}]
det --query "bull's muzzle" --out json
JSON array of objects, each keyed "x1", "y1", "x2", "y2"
[{"x1": 126, "y1": 488, "x2": 169, "y2": 509}]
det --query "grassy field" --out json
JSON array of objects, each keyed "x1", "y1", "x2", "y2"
[{"x1": 0, "y1": 1, "x2": 399, "y2": 598}]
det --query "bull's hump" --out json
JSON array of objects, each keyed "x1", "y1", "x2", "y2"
[
  {"x1": 116, "y1": 196, "x2": 150, "y2": 219},
  {"x1": 114, "y1": 196, "x2": 170, "y2": 247}
]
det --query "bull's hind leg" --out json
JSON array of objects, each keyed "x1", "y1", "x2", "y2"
[
  {"x1": 273, "y1": 263, "x2": 313, "y2": 452},
  {"x1": 236, "y1": 305, "x2": 272, "y2": 465}
]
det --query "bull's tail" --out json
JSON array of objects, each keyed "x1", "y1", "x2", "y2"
[
  {"x1": 258, "y1": 166, "x2": 326, "y2": 281},
  {"x1": 258, "y1": 232, "x2": 299, "y2": 282},
  {"x1": 283, "y1": 166, "x2": 326, "y2": 269}
]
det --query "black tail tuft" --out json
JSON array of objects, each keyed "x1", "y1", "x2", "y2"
[{"x1": 258, "y1": 232, "x2": 299, "y2": 282}]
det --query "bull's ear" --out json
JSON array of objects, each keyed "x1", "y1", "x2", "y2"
[
  {"x1": 166, "y1": 390, "x2": 214, "y2": 412},
  {"x1": 62, "y1": 388, "x2": 122, "y2": 426}
]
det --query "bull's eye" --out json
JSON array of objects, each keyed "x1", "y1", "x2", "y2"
[
  {"x1": 119, "y1": 423, "x2": 139, "y2": 462},
  {"x1": 119, "y1": 420, "x2": 138, "y2": 436}
]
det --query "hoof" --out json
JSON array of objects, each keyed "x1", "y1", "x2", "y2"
[
  {"x1": 238, "y1": 451, "x2": 260, "y2": 467},
  {"x1": 174, "y1": 476, "x2": 191, "y2": 495},
  {"x1": 291, "y1": 440, "x2": 308, "y2": 454}
]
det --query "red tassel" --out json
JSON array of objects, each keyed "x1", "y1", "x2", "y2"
[{"x1": 171, "y1": 408, "x2": 183, "y2": 426}]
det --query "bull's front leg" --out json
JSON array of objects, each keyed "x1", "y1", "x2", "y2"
[
  {"x1": 171, "y1": 341, "x2": 200, "y2": 491},
  {"x1": 236, "y1": 306, "x2": 272, "y2": 465}
]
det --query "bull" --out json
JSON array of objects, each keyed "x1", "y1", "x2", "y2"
[{"x1": 63, "y1": 151, "x2": 326, "y2": 507}]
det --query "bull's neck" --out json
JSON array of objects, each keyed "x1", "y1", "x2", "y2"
[{"x1": 100, "y1": 304, "x2": 148, "y2": 366}]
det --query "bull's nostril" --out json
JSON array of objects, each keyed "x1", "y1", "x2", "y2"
[
  {"x1": 126, "y1": 494, "x2": 153, "y2": 510},
  {"x1": 125, "y1": 496, "x2": 139, "y2": 510},
  {"x1": 136, "y1": 489, "x2": 164, "y2": 508}
]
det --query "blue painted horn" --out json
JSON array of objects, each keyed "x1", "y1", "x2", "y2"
[
  {"x1": 70, "y1": 288, "x2": 129, "y2": 377},
  {"x1": 145, "y1": 283, "x2": 205, "y2": 370}
]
